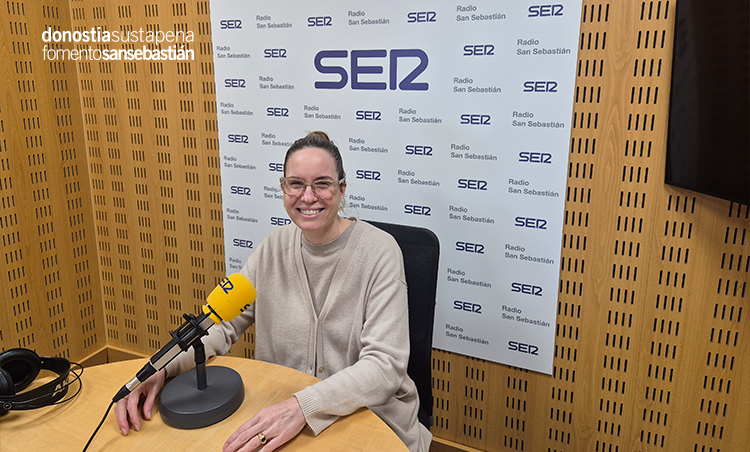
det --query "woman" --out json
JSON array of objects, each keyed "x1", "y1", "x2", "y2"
[{"x1": 115, "y1": 132, "x2": 432, "y2": 452}]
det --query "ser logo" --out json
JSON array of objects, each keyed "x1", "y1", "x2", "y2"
[
  {"x1": 511, "y1": 282, "x2": 543, "y2": 296},
  {"x1": 515, "y1": 216, "x2": 547, "y2": 229},
  {"x1": 528, "y1": 5, "x2": 564, "y2": 17},
  {"x1": 224, "y1": 79, "x2": 246, "y2": 88},
  {"x1": 458, "y1": 179, "x2": 488, "y2": 190},
  {"x1": 519, "y1": 152, "x2": 552, "y2": 164},
  {"x1": 232, "y1": 238, "x2": 253, "y2": 249},
  {"x1": 508, "y1": 341, "x2": 539, "y2": 355},
  {"x1": 355, "y1": 170, "x2": 381, "y2": 180},
  {"x1": 404, "y1": 204, "x2": 431, "y2": 216},
  {"x1": 314, "y1": 49, "x2": 429, "y2": 91},
  {"x1": 407, "y1": 11, "x2": 436, "y2": 22},
  {"x1": 219, "y1": 19, "x2": 242, "y2": 29},
  {"x1": 264, "y1": 49, "x2": 287, "y2": 58},
  {"x1": 270, "y1": 216, "x2": 292, "y2": 226},
  {"x1": 405, "y1": 145, "x2": 432, "y2": 156},
  {"x1": 308, "y1": 16, "x2": 333, "y2": 26},
  {"x1": 356, "y1": 110, "x2": 381, "y2": 121},
  {"x1": 229, "y1": 186, "x2": 251, "y2": 196},
  {"x1": 463, "y1": 44, "x2": 495, "y2": 56},
  {"x1": 523, "y1": 81, "x2": 558, "y2": 92},
  {"x1": 456, "y1": 241, "x2": 485, "y2": 254},
  {"x1": 268, "y1": 162, "x2": 284, "y2": 172},
  {"x1": 266, "y1": 107, "x2": 289, "y2": 117},
  {"x1": 454, "y1": 300, "x2": 482, "y2": 313},
  {"x1": 460, "y1": 114, "x2": 491, "y2": 125},
  {"x1": 228, "y1": 134, "x2": 249, "y2": 144}
]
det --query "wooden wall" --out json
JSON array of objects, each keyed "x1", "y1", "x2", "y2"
[{"x1": 0, "y1": 1, "x2": 747, "y2": 451}]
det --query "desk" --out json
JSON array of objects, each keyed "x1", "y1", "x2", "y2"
[{"x1": 0, "y1": 356, "x2": 409, "y2": 451}]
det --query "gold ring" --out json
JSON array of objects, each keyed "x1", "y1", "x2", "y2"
[{"x1": 258, "y1": 432, "x2": 267, "y2": 445}]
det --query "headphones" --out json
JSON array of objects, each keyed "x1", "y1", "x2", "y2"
[{"x1": 0, "y1": 348, "x2": 81, "y2": 415}]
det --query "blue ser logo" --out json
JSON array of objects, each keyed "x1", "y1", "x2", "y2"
[
  {"x1": 264, "y1": 49, "x2": 287, "y2": 58},
  {"x1": 266, "y1": 107, "x2": 289, "y2": 117},
  {"x1": 232, "y1": 238, "x2": 253, "y2": 249},
  {"x1": 355, "y1": 110, "x2": 381, "y2": 121},
  {"x1": 456, "y1": 241, "x2": 485, "y2": 254},
  {"x1": 407, "y1": 11, "x2": 436, "y2": 22},
  {"x1": 356, "y1": 170, "x2": 381, "y2": 180},
  {"x1": 314, "y1": 49, "x2": 429, "y2": 91},
  {"x1": 224, "y1": 79, "x2": 246, "y2": 88},
  {"x1": 515, "y1": 217, "x2": 547, "y2": 229},
  {"x1": 460, "y1": 114, "x2": 491, "y2": 125},
  {"x1": 463, "y1": 44, "x2": 495, "y2": 56},
  {"x1": 458, "y1": 179, "x2": 488, "y2": 190},
  {"x1": 405, "y1": 145, "x2": 432, "y2": 156},
  {"x1": 229, "y1": 186, "x2": 251, "y2": 195},
  {"x1": 228, "y1": 134, "x2": 249, "y2": 144},
  {"x1": 220, "y1": 19, "x2": 242, "y2": 29},
  {"x1": 528, "y1": 5, "x2": 564, "y2": 17}
]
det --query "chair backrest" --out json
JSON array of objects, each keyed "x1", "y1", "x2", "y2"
[{"x1": 368, "y1": 220, "x2": 439, "y2": 428}]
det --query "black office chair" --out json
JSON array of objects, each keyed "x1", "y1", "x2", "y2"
[{"x1": 368, "y1": 220, "x2": 440, "y2": 428}]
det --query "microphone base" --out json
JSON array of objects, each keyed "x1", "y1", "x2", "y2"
[{"x1": 159, "y1": 366, "x2": 244, "y2": 429}]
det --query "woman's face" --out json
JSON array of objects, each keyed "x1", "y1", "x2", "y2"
[{"x1": 282, "y1": 146, "x2": 346, "y2": 244}]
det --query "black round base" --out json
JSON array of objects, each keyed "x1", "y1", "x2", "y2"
[{"x1": 159, "y1": 366, "x2": 244, "y2": 429}]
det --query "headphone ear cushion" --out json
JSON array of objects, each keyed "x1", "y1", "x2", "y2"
[
  {"x1": 0, "y1": 367, "x2": 13, "y2": 415},
  {"x1": 0, "y1": 348, "x2": 42, "y2": 393},
  {"x1": 0, "y1": 367, "x2": 14, "y2": 397}
]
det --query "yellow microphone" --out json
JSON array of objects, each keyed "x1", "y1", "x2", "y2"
[
  {"x1": 113, "y1": 274, "x2": 256, "y2": 402},
  {"x1": 203, "y1": 273, "x2": 257, "y2": 323}
]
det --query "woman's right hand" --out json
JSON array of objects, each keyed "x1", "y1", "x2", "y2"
[{"x1": 113, "y1": 368, "x2": 166, "y2": 436}]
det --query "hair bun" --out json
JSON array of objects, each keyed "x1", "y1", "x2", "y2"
[{"x1": 307, "y1": 131, "x2": 331, "y2": 141}]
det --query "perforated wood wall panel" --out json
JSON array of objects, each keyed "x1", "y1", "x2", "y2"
[
  {"x1": 431, "y1": 2, "x2": 750, "y2": 451},
  {"x1": 0, "y1": 2, "x2": 747, "y2": 451},
  {"x1": 0, "y1": 0, "x2": 103, "y2": 360},
  {"x1": 66, "y1": 0, "x2": 237, "y2": 356}
]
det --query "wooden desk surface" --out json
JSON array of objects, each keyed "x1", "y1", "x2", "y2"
[{"x1": 0, "y1": 356, "x2": 408, "y2": 451}]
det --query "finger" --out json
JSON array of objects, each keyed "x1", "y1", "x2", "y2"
[
  {"x1": 142, "y1": 388, "x2": 159, "y2": 420},
  {"x1": 224, "y1": 423, "x2": 264, "y2": 452},
  {"x1": 113, "y1": 399, "x2": 130, "y2": 436},
  {"x1": 224, "y1": 418, "x2": 260, "y2": 450},
  {"x1": 126, "y1": 393, "x2": 143, "y2": 431}
]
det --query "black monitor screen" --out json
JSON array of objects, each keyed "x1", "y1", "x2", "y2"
[{"x1": 666, "y1": 0, "x2": 749, "y2": 205}]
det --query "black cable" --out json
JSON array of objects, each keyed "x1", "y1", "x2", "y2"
[
  {"x1": 3, "y1": 362, "x2": 84, "y2": 409},
  {"x1": 82, "y1": 399, "x2": 115, "y2": 452}
]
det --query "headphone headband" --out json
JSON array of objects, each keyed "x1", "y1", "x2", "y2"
[{"x1": 0, "y1": 348, "x2": 77, "y2": 414}]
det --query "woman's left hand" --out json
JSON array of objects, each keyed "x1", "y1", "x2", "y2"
[{"x1": 223, "y1": 396, "x2": 307, "y2": 452}]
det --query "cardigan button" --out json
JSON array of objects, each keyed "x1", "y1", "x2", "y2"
[{"x1": 318, "y1": 366, "x2": 325, "y2": 373}]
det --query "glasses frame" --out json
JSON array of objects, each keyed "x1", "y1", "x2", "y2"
[{"x1": 279, "y1": 176, "x2": 345, "y2": 200}]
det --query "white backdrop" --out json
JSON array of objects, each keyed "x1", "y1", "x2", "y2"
[{"x1": 210, "y1": 0, "x2": 582, "y2": 374}]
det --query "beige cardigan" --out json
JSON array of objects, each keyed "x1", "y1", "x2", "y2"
[{"x1": 166, "y1": 219, "x2": 431, "y2": 452}]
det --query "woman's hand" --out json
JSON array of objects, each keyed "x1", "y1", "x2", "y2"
[
  {"x1": 113, "y1": 368, "x2": 166, "y2": 436},
  {"x1": 223, "y1": 396, "x2": 306, "y2": 452}
]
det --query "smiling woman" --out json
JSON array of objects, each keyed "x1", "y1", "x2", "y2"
[
  {"x1": 115, "y1": 131, "x2": 432, "y2": 452},
  {"x1": 280, "y1": 132, "x2": 349, "y2": 244}
]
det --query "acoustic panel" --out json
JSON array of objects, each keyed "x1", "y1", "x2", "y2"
[
  {"x1": 430, "y1": 2, "x2": 749, "y2": 451},
  {"x1": 0, "y1": 0, "x2": 103, "y2": 361}
]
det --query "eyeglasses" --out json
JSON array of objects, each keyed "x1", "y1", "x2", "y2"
[{"x1": 279, "y1": 177, "x2": 344, "y2": 200}]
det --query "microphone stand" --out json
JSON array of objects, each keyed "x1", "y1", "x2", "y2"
[{"x1": 159, "y1": 313, "x2": 245, "y2": 429}]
